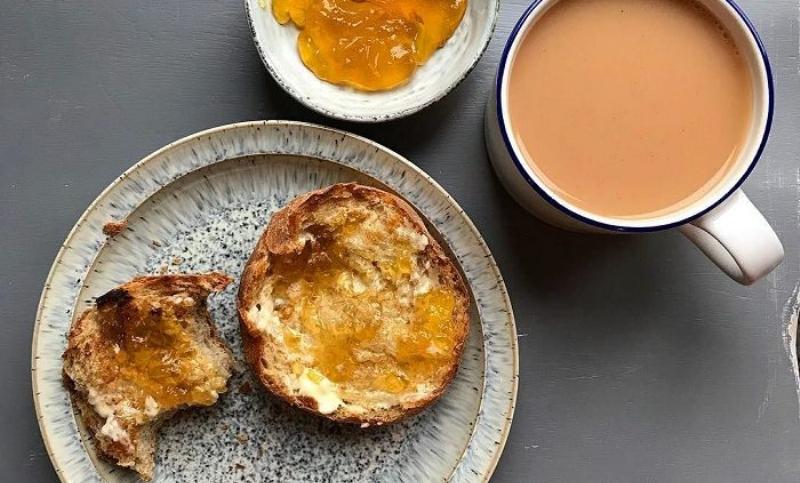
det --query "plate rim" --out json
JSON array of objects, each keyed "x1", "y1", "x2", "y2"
[{"x1": 31, "y1": 120, "x2": 519, "y2": 482}]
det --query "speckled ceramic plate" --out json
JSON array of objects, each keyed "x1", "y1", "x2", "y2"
[
  {"x1": 245, "y1": 0, "x2": 499, "y2": 122},
  {"x1": 32, "y1": 121, "x2": 517, "y2": 482}
]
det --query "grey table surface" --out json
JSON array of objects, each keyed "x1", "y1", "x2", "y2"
[{"x1": 2, "y1": 0, "x2": 800, "y2": 482}]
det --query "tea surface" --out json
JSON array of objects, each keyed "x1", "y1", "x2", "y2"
[{"x1": 508, "y1": 0, "x2": 753, "y2": 218}]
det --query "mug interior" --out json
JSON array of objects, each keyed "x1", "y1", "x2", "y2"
[{"x1": 497, "y1": 0, "x2": 773, "y2": 232}]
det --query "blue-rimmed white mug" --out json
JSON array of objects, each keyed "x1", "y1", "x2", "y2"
[{"x1": 485, "y1": 0, "x2": 783, "y2": 285}]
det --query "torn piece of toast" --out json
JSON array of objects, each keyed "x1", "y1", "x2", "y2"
[
  {"x1": 238, "y1": 183, "x2": 470, "y2": 425},
  {"x1": 63, "y1": 273, "x2": 234, "y2": 480}
]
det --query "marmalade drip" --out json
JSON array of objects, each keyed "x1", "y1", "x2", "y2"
[
  {"x1": 271, "y1": 0, "x2": 467, "y2": 91},
  {"x1": 268, "y1": 211, "x2": 460, "y2": 395}
]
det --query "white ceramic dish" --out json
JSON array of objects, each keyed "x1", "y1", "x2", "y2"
[
  {"x1": 245, "y1": 0, "x2": 499, "y2": 122},
  {"x1": 32, "y1": 121, "x2": 518, "y2": 482}
]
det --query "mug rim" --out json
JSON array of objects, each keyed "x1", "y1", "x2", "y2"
[{"x1": 495, "y1": 0, "x2": 775, "y2": 233}]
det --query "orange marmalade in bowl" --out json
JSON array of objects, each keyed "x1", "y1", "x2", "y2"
[{"x1": 270, "y1": 0, "x2": 467, "y2": 91}]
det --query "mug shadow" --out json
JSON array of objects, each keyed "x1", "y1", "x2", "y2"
[
  {"x1": 487, "y1": 172, "x2": 660, "y2": 305},
  {"x1": 484, "y1": 165, "x2": 750, "y2": 404},
  {"x1": 482, "y1": 169, "x2": 686, "y2": 347},
  {"x1": 484, "y1": 171, "x2": 741, "y2": 421}
]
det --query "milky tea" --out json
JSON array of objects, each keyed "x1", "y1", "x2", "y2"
[{"x1": 508, "y1": 0, "x2": 754, "y2": 218}]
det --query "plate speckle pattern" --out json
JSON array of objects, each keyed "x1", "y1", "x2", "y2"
[{"x1": 32, "y1": 122, "x2": 517, "y2": 482}]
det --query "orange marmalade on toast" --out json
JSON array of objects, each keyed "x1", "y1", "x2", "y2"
[
  {"x1": 93, "y1": 288, "x2": 229, "y2": 416},
  {"x1": 265, "y1": 201, "x2": 463, "y2": 398},
  {"x1": 269, "y1": 0, "x2": 467, "y2": 90}
]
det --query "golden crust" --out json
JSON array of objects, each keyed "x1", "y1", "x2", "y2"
[{"x1": 237, "y1": 183, "x2": 470, "y2": 425}]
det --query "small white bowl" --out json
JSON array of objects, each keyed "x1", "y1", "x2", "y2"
[{"x1": 245, "y1": 0, "x2": 499, "y2": 122}]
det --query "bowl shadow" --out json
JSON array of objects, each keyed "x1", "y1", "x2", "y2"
[{"x1": 258, "y1": 63, "x2": 470, "y2": 156}]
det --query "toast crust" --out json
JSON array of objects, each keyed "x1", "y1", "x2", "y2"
[
  {"x1": 238, "y1": 183, "x2": 470, "y2": 425},
  {"x1": 63, "y1": 273, "x2": 234, "y2": 480}
]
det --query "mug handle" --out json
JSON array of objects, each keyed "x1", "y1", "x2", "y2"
[{"x1": 679, "y1": 190, "x2": 784, "y2": 285}]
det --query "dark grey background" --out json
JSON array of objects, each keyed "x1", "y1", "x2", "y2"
[{"x1": 3, "y1": 0, "x2": 800, "y2": 481}]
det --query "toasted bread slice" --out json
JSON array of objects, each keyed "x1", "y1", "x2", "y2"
[
  {"x1": 63, "y1": 273, "x2": 234, "y2": 480},
  {"x1": 238, "y1": 183, "x2": 470, "y2": 425}
]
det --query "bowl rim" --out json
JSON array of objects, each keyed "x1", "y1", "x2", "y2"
[{"x1": 244, "y1": 0, "x2": 500, "y2": 122}]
